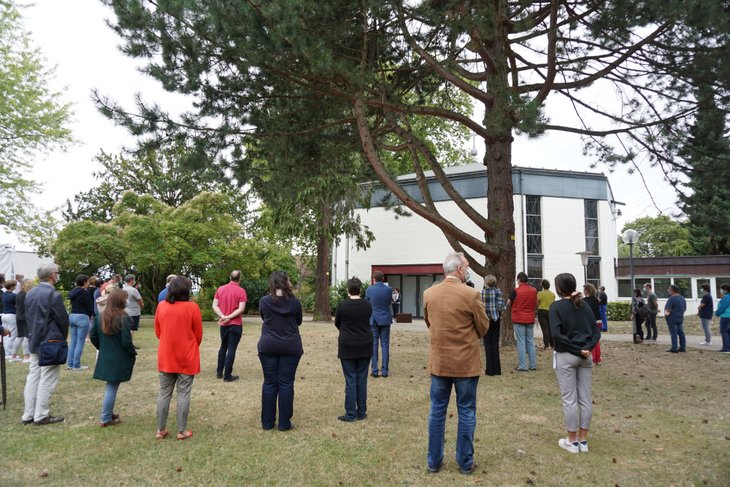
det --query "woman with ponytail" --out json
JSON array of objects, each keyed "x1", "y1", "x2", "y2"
[
  {"x1": 90, "y1": 288, "x2": 137, "y2": 427},
  {"x1": 548, "y1": 273, "x2": 601, "y2": 454}
]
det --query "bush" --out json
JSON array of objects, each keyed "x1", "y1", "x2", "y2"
[
  {"x1": 329, "y1": 280, "x2": 368, "y2": 315},
  {"x1": 607, "y1": 301, "x2": 631, "y2": 321}
]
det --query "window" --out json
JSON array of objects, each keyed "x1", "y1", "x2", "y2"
[
  {"x1": 586, "y1": 257, "x2": 601, "y2": 290},
  {"x1": 525, "y1": 196, "x2": 542, "y2": 254},
  {"x1": 584, "y1": 200, "x2": 599, "y2": 255},
  {"x1": 673, "y1": 278, "x2": 693, "y2": 298},
  {"x1": 654, "y1": 278, "x2": 671, "y2": 298},
  {"x1": 527, "y1": 255, "x2": 543, "y2": 290},
  {"x1": 697, "y1": 278, "x2": 711, "y2": 296},
  {"x1": 618, "y1": 278, "x2": 651, "y2": 298}
]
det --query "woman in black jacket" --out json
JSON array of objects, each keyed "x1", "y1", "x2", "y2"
[
  {"x1": 334, "y1": 277, "x2": 373, "y2": 422},
  {"x1": 549, "y1": 273, "x2": 601, "y2": 454},
  {"x1": 257, "y1": 271, "x2": 303, "y2": 431}
]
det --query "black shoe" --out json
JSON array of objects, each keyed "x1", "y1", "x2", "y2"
[
  {"x1": 21, "y1": 418, "x2": 34, "y2": 425},
  {"x1": 371, "y1": 372, "x2": 379, "y2": 378},
  {"x1": 337, "y1": 415, "x2": 356, "y2": 422},
  {"x1": 381, "y1": 373, "x2": 388, "y2": 378},
  {"x1": 33, "y1": 416, "x2": 64, "y2": 426},
  {"x1": 427, "y1": 463, "x2": 442, "y2": 474},
  {"x1": 356, "y1": 414, "x2": 367, "y2": 421},
  {"x1": 223, "y1": 375, "x2": 239, "y2": 382},
  {"x1": 460, "y1": 462, "x2": 477, "y2": 475},
  {"x1": 678, "y1": 349, "x2": 686, "y2": 352},
  {"x1": 278, "y1": 423, "x2": 294, "y2": 431},
  {"x1": 665, "y1": 349, "x2": 678, "y2": 353},
  {"x1": 216, "y1": 373, "x2": 223, "y2": 379}
]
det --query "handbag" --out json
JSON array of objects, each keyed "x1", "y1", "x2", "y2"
[
  {"x1": 637, "y1": 304, "x2": 650, "y2": 319},
  {"x1": 38, "y1": 291, "x2": 68, "y2": 366}
]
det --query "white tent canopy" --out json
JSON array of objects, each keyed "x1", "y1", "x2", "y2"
[{"x1": 0, "y1": 244, "x2": 54, "y2": 280}]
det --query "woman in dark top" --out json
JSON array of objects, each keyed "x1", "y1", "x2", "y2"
[
  {"x1": 334, "y1": 277, "x2": 373, "y2": 422},
  {"x1": 582, "y1": 283, "x2": 602, "y2": 364},
  {"x1": 67, "y1": 274, "x2": 94, "y2": 370},
  {"x1": 90, "y1": 288, "x2": 136, "y2": 427},
  {"x1": 2, "y1": 280, "x2": 17, "y2": 359},
  {"x1": 549, "y1": 273, "x2": 601, "y2": 454},
  {"x1": 257, "y1": 271, "x2": 303, "y2": 431},
  {"x1": 10, "y1": 279, "x2": 33, "y2": 362},
  {"x1": 631, "y1": 288, "x2": 646, "y2": 343}
]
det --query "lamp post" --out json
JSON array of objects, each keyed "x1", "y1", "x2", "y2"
[
  {"x1": 576, "y1": 251, "x2": 591, "y2": 284},
  {"x1": 622, "y1": 229, "x2": 640, "y2": 291},
  {"x1": 470, "y1": 133, "x2": 478, "y2": 161}
]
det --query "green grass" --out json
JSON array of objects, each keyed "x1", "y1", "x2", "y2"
[{"x1": 1, "y1": 318, "x2": 729, "y2": 486}]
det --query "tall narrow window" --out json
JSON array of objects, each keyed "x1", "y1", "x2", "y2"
[
  {"x1": 584, "y1": 200, "x2": 599, "y2": 255},
  {"x1": 526, "y1": 195, "x2": 543, "y2": 288}
]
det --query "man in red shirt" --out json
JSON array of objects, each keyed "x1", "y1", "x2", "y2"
[
  {"x1": 507, "y1": 272, "x2": 538, "y2": 371},
  {"x1": 212, "y1": 270, "x2": 248, "y2": 382}
]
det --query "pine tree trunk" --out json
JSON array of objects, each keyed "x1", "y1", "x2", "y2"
[{"x1": 312, "y1": 206, "x2": 332, "y2": 322}]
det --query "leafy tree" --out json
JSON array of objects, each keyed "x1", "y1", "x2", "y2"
[
  {"x1": 97, "y1": 1, "x2": 727, "y2": 341},
  {"x1": 63, "y1": 147, "x2": 246, "y2": 223},
  {"x1": 618, "y1": 215, "x2": 692, "y2": 258},
  {"x1": 0, "y1": 0, "x2": 72, "y2": 239},
  {"x1": 53, "y1": 191, "x2": 296, "y2": 312}
]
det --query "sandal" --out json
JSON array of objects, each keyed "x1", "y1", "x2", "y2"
[
  {"x1": 176, "y1": 430, "x2": 193, "y2": 440},
  {"x1": 155, "y1": 429, "x2": 170, "y2": 440}
]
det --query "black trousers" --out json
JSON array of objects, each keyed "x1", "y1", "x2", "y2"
[
  {"x1": 483, "y1": 318, "x2": 501, "y2": 376},
  {"x1": 645, "y1": 313, "x2": 658, "y2": 340},
  {"x1": 537, "y1": 309, "x2": 553, "y2": 348},
  {"x1": 217, "y1": 325, "x2": 242, "y2": 379}
]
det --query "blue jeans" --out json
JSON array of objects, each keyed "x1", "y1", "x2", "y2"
[
  {"x1": 101, "y1": 381, "x2": 120, "y2": 423},
  {"x1": 599, "y1": 304, "x2": 608, "y2": 331},
  {"x1": 340, "y1": 358, "x2": 369, "y2": 419},
  {"x1": 719, "y1": 318, "x2": 730, "y2": 352},
  {"x1": 513, "y1": 324, "x2": 536, "y2": 370},
  {"x1": 217, "y1": 325, "x2": 242, "y2": 379},
  {"x1": 67, "y1": 313, "x2": 90, "y2": 368},
  {"x1": 427, "y1": 375, "x2": 479, "y2": 471},
  {"x1": 371, "y1": 325, "x2": 391, "y2": 375},
  {"x1": 700, "y1": 318, "x2": 712, "y2": 342},
  {"x1": 259, "y1": 353, "x2": 301, "y2": 431},
  {"x1": 666, "y1": 319, "x2": 686, "y2": 351}
]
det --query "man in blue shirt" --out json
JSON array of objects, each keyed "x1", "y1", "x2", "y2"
[
  {"x1": 365, "y1": 271, "x2": 393, "y2": 377},
  {"x1": 664, "y1": 284, "x2": 687, "y2": 353},
  {"x1": 158, "y1": 274, "x2": 177, "y2": 302}
]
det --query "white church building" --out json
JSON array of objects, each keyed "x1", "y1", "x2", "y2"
[{"x1": 332, "y1": 164, "x2": 620, "y2": 318}]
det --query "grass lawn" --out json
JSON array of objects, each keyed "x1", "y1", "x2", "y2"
[
  {"x1": 607, "y1": 315, "x2": 719, "y2": 338},
  {"x1": 2, "y1": 318, "x2": 729, "y2": 486}
]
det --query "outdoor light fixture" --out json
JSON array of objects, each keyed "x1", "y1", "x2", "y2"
[
  {"x1": 576, "y1": 250, "x2": 591, "y2": 283},
  {"x1": 622, "y1": 229, "x2": 640, "y2": 291},
  {"x1": 470, "y1": 133, "x2": 478, "y2": 159}
]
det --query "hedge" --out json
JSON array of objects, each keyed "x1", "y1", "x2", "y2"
[{"x1": 606, "y1": 301, "x2": 632, "y2": 321}]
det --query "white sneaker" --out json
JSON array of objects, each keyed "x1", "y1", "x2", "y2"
[
  {"x1": 559, "y1": 438, "x2": 579, "y2": 453},
  {"x1": 22, "y1": 358, "x2": 31, "y2": 363},
  {"x1": 579, "y1": 441, "x2": 589, "y2": 453},
  {"x1": 8, "y1": 357, "x2": 23, "y2": 362},
  {"x1": 699, "y1": 340, "x2": 711, "y2": 346},
  {"x1": 75, "y1": 365, "x2": 89, "y2": 370}
]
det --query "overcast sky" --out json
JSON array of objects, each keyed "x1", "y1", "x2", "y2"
[{"x1": 1, "y1": 0, "x2": 680, "y2": 250}]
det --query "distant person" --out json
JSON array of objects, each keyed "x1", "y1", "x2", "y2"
[
  {"x1": 697, "y1": 283, "x2": 713, "y2": 346},
  {"x1": 93, "y1": 278, "x2": 105, "y2": 316},
  {"x1": 549, "y1": 273, "x2": 601, "y2": 454},
  {"x1": 154, "y1": 277, "x2": 203, "y2": 440},
  {"x1": 334, "y1": 277, "x2": 373, "y2": 422},
  {"x1": 536, "y1": 279, "x2": 556, "y2": 349},
  {"x1": 508, "y1": 272, "x2": 538, "y2": 371},
  {"x1": 212, "y1": 270, "x2": 248, "y2": 382},
  {"x1": 391, "y1": 288, "x2": 401, "y2": 317},
  {"x1": 11, "y1": 279, "x2": 34, "y2": 363},
  {"x1": 423, "y1": 252, "x2": 489, "y2": 475},
  {"x1": 715, "y1": 283, "x2": 730, "y2": 353},
  {"x1": 100, "y1": 274, "x2": 122, "y2": 294},
  {"x1": 122, "y1": 275, "x2": 143, "y2": 344},
  {"x1": 480, "y1": 275, "x2": 505, "y2": 376},
  {"x1": 257, "y1": 271, "x2": 303, "y2": 431},
  {"x1": 664, "y1": 285, "x2": 686, "y2": 353},
  {"x1": 598, "y1": 286, "x2": 608, "y2": 331},
  {"x1": 365, "y1": 271, "x2": 393, "y2": 378},
  {"x1": 631, "y1": 288, "x2": 646, "y2": 344},
  {"x1": 87, "y1": 276, "x2": 99, "y2": 320},
  {"x1": 90, "y1": 289, "x2": 137, "y2": 427},
  {"x1": 21, "y1": 263, "x2": 69, "y2": 426},
  {"x1": 14, "y1": 274, "x2": 24, "y2": 293},
  {"x1": 643, "y1": 283, "x2": 659, "y2": 341},
  {"x1": 2, "y1": 280, "x2": 17, "y2": 359},
  {"x1": 158, "y1": 274, "x2": 177, "y2": 302},
  {"x1": 582, "y1": 284, "x2": 602, "y2": 364},
  {"x1": 67, "y1": 274, "x2": 94, "y2": 370}
]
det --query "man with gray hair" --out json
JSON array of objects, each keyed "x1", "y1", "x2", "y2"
[
  {"x1": 158, "y1": 274, "x2": 177, "y2": 302},
  {"x1": 21, "y1": 263, "x2": 69, "y2": 425},
  {"x1": 423, "y1": 252, "x2": 489, "y2": 475}
]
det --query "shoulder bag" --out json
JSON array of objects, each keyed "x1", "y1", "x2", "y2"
[{"x1": 39, "y1": 291, "x2": 68, "y2": 366}]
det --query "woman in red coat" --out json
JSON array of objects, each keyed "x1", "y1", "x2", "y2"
[{"x1": 154, "y1": 276, "x2": 203, "y2": 440}]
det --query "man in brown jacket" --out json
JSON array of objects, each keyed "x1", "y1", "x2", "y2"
[{"x1": 423, "y1": 252, "x2": 489, "y2": 475}]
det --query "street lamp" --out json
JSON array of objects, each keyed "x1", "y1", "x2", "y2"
[
  {"x1": 622, "y1": 229, "x2": 640, "y2": 291},
  {"x1": 470, "y1": 133, "x2": 478, "y2": 161},
  {"x1": 576, "y1": 250, "x2": 591, "y2": 284}
]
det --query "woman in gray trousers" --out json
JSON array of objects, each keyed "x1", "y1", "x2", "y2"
[{"x1": 549, "y1": 273, "x2": 601, "y2": 454}]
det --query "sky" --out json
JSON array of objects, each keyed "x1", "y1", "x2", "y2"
[{"x1": 1, "y1": 0, "x2": 681, "y2": 251}]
